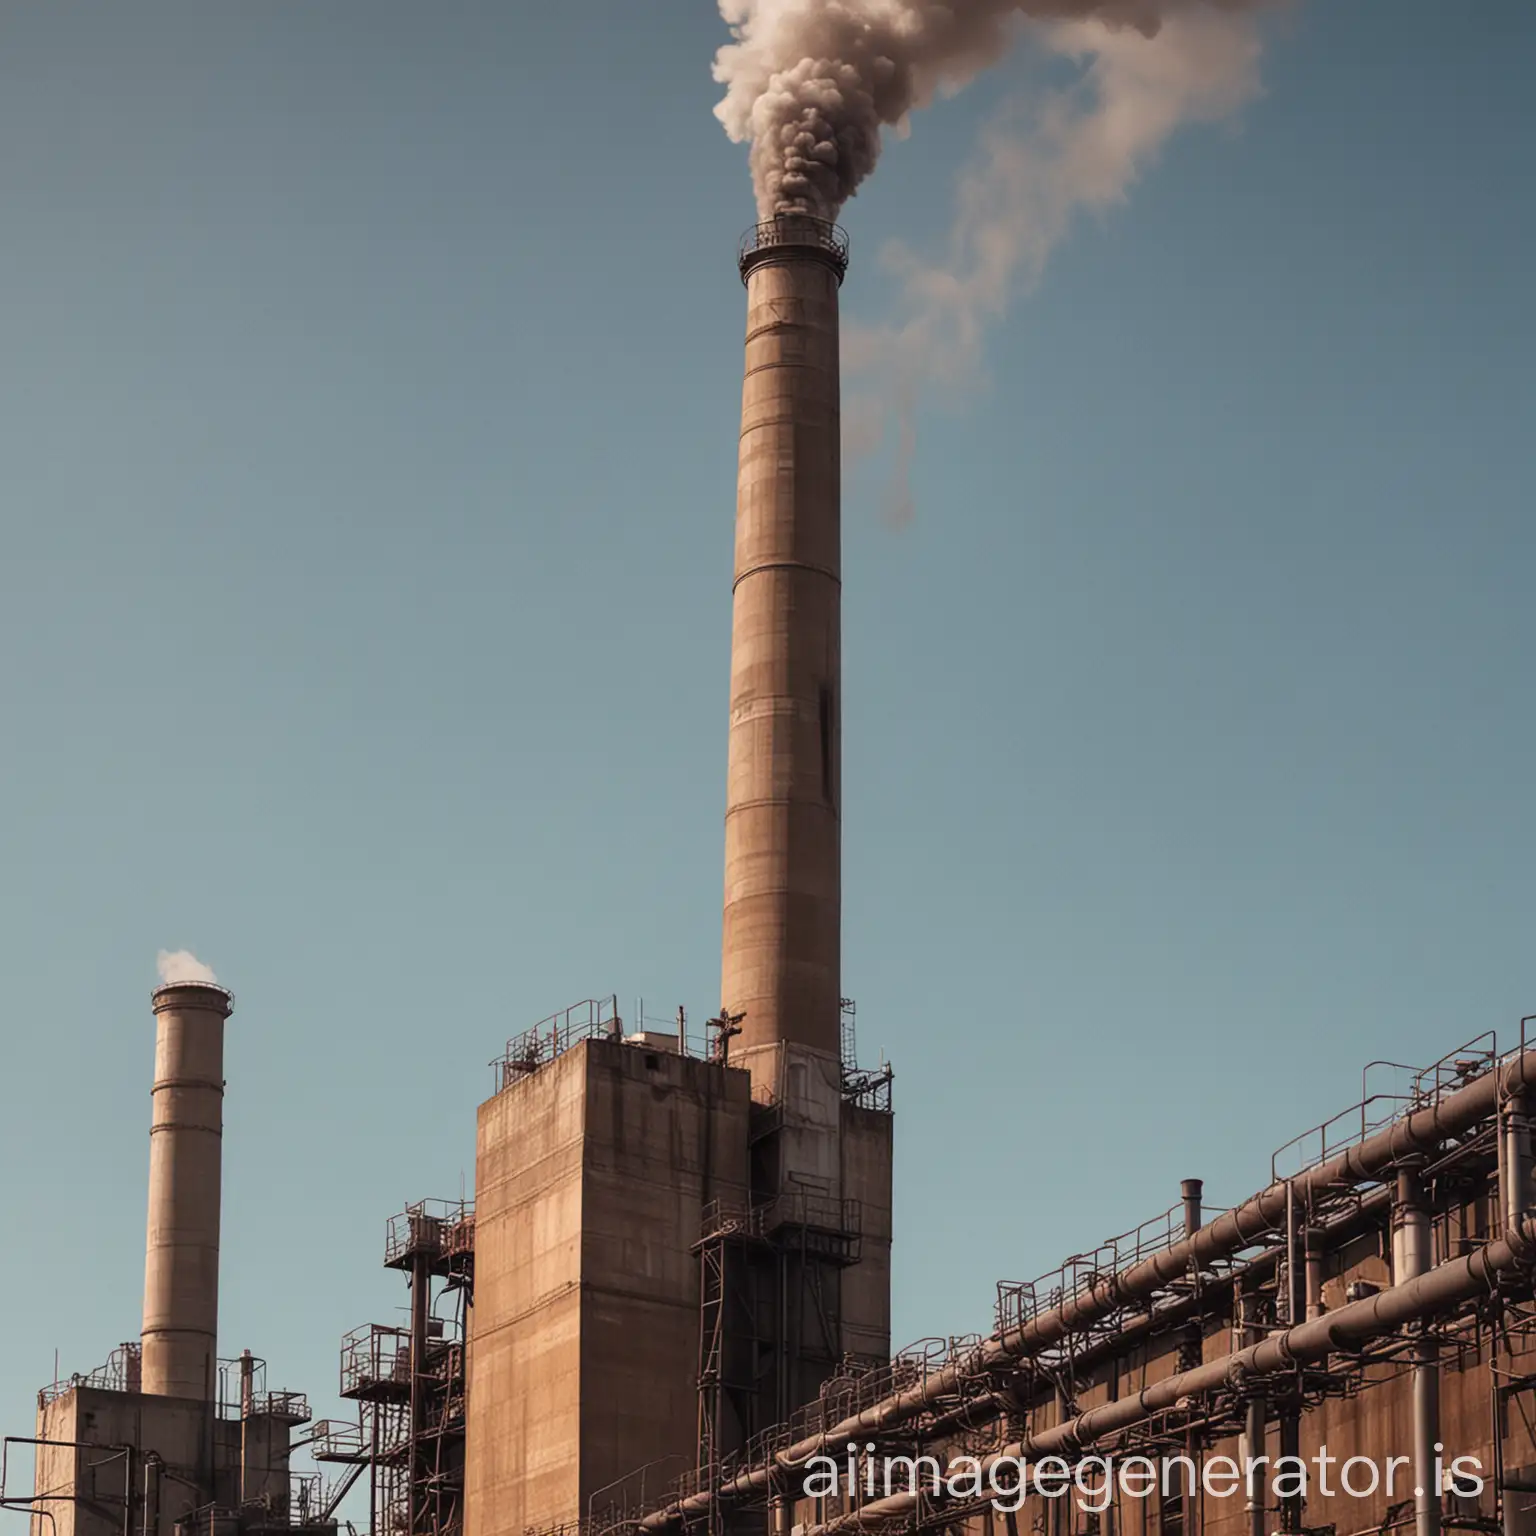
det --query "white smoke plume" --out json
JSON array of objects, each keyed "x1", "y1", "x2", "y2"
[
  {"x1": 156, "y1": 949, "x2": 219, "y2": 986},
  {"x1": 846, "y1": 10, "x2": 1266, "y2": 520},
  {"x1": 714, "y1": 0, "x2": 1267, "y2": 222}
]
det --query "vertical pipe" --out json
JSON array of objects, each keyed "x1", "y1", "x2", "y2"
[
  {"x1": 141, "y1": 982, "x2": 233, "y2": 1400},
  {"x1": 143, "y1": 1455, "x2": 162, "y2": 1536},
  {"x1": 1278, "y1": 1410, "x2": 1302, "y2": 1534},
  {"x1": 1504, "y1": 1089, "x2": 1531, "y2": 1231},
  {"x1": 1395, "y1": 1163, "x2": 1441, "y2": 1536},
  {"x1": 1240, "y1": 1229, "x2": 1267, "y2": 1533},
  {"x1": 1500, "y1": 1066, "x2": 1532, "y2": 1536},
  {"x1": 1181, "y1": 1180, "x2": 1203, "y2": 1239},
  {"x1": 410, "y1": 1253, "x2": 431, "y2": 1536},
  {"x1": 1304, "y1": 1229, "x2": 1326, "y2": 1321},
  {"x1": 1415, "y1": 1356, "x2": 1442, "y2": 1536},
  {"x1": 238, "y1": 1351, "x2": 254, "y2": 1506},
  {"x1": 1239, "y1": 1273, "x2": 1268, "y2": 1536},
  {"x1": 778, "y1": 1249, "x2": 790, "y2": 1426},
  {"x1": 1053, "y1": 1385, "x2": 1069, "y2": 1536},
  {"x1": 368, "y1": 1407, "x2": 379, "y2": 1536},
  {"x1": 1285, "y1": 1181, "x2": 1302, "y2": 1326},
  {"x1": 721, "y1": 216, "x2": 847, "y2": 1087},
  {"x1": 1104, "y1": 1355, "x2": 1118, "y2": 1536},
  {"x1": 1244, "y1": 1396, "x2": 1267, "y2": 1536},
  {"x1": 1497, "y1": 1380, "x2": 1519, "y2": 1536}
]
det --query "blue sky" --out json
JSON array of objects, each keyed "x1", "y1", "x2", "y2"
[{"x1": 0, "y1": 0, "x2": 1532, "y2": 1496}]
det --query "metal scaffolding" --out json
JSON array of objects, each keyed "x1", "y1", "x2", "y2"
[{"x1": 326, "y1": 1200, "x2": 475, "y2": 1536}]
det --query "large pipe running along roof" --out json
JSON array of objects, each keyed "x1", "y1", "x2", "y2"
[
  {"x1": 638, "y1": 1046, "x2": 1536, "y2": 1531},
  {"x1": 813, "y1": 1212, "x2": 1536, "y2": 1534},
  {"x1": 892, "y1": 1179, "x2": 1403, "y2": 1482},
  {"x1": 900, "y1": 1178, "x2": 1399, "y2": 1455}
]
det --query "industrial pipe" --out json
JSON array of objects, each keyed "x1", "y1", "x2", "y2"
[
  {"x1": 143, "y1": 1453, "x2": 162, "y2": 1536},
  {"x1": 1182, "y1": 1179, "x2": 1204, "y2": 1238},
  {"x1": 918, "y1": 1187, "x2": 1394, "y2": 1457},
  {"x1": 1278, "y1": 1408, "x2": 1303, "y2": 1533},
  {"x1": 409, "y1": 1250, "x2": 431, "y2": 1535},
  {"x1": 806, "y1": 1214, "x2": 1536, "y2": 1535},
  {"x1": 1504, "y1": 1089, "x2": 1531, "y2": 1232},
  {"x1": 1244, "y1": 1394, "x2": 1267, "y2": 1536},
  {"x1": 141, "y1": 982, "x2": 233, "y2": 1400},
  {"x1": 1305, "y1": 1228, "x2": 1326, "y2": 1321},
  {"x1": 637, "y1": 1047, "x2": 1536, "y2": 1532},
  {"x1": 1394, "y1": 1164, "x2": 1441, "y2": 1536},
  {"x1": 238, "y1": 1351, "x2": 254, "y2": 1506}
]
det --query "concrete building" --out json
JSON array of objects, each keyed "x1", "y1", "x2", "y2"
[
  {"x1": 624, "y1": 1041, "x2": 1536, "y2": 1536},
  {"x1": 32, "y1": 1362, "x2": 311, "y2": 1536},
  {"x1": 463, "y1": 1009, "x2": 753, "y2": 1536},
  {"x1": 458, "y1": 1007, "x2": 892, "y2": 1536}
]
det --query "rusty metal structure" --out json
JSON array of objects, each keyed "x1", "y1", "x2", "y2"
[
  {"x1": 568, "y1": 1024, "x2": 1536, "y2": 1536},
  {"x1": 316, "y1": 1200, "x2": 475, "y2": 1536},
  {"x1": 694, "y1": 996, "x2": 889, "y2": 1506}
]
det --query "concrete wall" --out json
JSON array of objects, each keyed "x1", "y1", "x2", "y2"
[
  {"x1": 237, "y1": 1412, "x2": 294, "y2": 1514},
  {"x1": 29, "y1": 1386, "x2": 259, "y2": 1536},
  {"x1": 465, "y1": 1044, "x2": 587, "y2": 1536},
  {"x1": 579, "y1": 1040, "x2": 752, "y2": 1509},
  {"x1": 465, "y1": 1040, "x2": 751, "y2": 1536},
  {"x1": 32, "y1": 1394, "x2": 91, "y2": 1536},
  {"x1": 839, "y1": 1103, "x2": 893, "y2": 1366}
]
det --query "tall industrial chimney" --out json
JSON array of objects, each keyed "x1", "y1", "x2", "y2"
[
  {"x1": 721, "y1": 214, "x2": 848, "y2": 1089},
  {"x1": 141, "y1": 981, "x2": 232, "y2": 1400}
]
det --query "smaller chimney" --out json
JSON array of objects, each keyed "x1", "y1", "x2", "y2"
[
  {"x1": 141, "y1": 981, "x2": 233, "y2": 1399},
  {"x1": 1181, "y1": 1178, "x2": 1204, "y2": 1238}
]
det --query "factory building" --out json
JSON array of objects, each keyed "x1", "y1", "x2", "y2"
[
  {"x1": 14, "y1": 214, "x2": 1536, "y2": 1536},
  {"x1": 621, "y1": 1040, "x2": 1536, "y2": 1536},
  {"x1": 22, "y1": 983, "x2": 327, "y2": 1536}
]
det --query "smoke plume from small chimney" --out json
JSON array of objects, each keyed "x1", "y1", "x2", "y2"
[{"x1": 157, "y1": 949, "x2": 219, "y2": 986}]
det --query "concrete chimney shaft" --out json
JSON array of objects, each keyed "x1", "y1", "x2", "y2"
[
  {"x1": 722, "y1": 216, "x2": 848, "y2": 1078},
  {"x1": 141, "y1": 981, "x2": 232, "y2": 1399}
]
